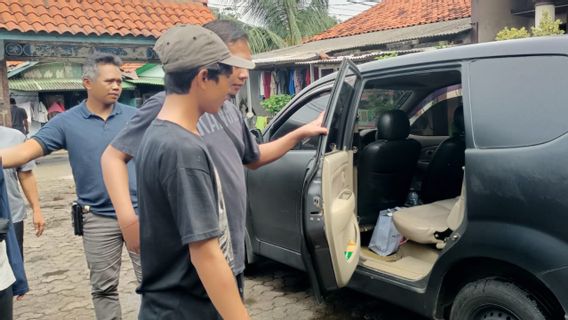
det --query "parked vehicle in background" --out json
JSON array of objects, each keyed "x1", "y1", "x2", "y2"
[{"x1": 245, "y1": 37, "x2": 568, "y2": 320}]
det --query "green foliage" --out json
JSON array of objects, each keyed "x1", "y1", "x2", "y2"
[
  {"x1": 375, "y1": 52, "x2": 398, "y2": 60},
  {"x1": 245, "y1": 27, "x2": 288, "y2": 54},
  {"x1": 261, "y1": 94, "x2": 293, "y2": 115},
  {"x1": 226, "y1": 0, "x2": 336, "y2": 48},
  {"x1": 495, "y1": 27, "x2": 531, "y2": 41},
  {"x1": 435, "y1": 41, "x2": 450, "y2": 49},
  {"x1": 496, "y1": 12, "x2": 564, "y2": 41},
  {"x1": 531, "y1": 12, "x2": 565, "y2": 37},
  {"x1": 209, "y1": 11, "x2": 287, "y2": 54}
]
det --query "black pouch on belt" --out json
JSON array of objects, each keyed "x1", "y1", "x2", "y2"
[
  {"x1": 0, "y1": 218, "x2": 9, "y2": 242},
  {"x1": 71, "y1": 202, "x2": 85, "y2": 236}
]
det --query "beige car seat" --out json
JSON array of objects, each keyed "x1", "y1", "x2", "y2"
[{"x1": 393, "y1": 181, "x2": 465, "y2": 249}]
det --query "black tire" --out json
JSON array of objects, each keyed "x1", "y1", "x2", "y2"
[{"x1": 450, "y1": 279, "x2": 546, "y2": 320}]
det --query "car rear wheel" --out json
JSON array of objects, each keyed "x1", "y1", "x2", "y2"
[{"x1": 450, "y1": 279, "x2": 546, "y2": 320}]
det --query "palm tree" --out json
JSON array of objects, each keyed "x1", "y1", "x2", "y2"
[{"x1": 215, "y1": 0, "x2": 336, "y2": 52}]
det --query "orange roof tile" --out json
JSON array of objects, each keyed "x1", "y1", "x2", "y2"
[
  {"x1": 0, "y1": 0, "x2": 214, "y2": 38},
  {"x1": 311, "y1": 0, "x2": 471, "y2": 42}
]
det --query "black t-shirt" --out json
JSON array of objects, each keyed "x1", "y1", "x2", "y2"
[
  {"x1": 11, "y1": 106, "x2": 27, "y2": 134},
  {"x1": 136, "y1": 119, "x2": 233, "y2": 319}
]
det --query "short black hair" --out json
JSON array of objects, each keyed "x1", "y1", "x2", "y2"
[
  {"x1": 9, "y1": 98, "x2": 16, "y2": 105},
  {"x1": 164, "y1": 63, "x2": 233, "y2": 95},
  {"x1": 203, "y1": 20, "x2": 248, "y2": 44}
]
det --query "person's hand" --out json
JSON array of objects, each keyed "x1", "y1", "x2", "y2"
[
  {"x1": 32, "y1": 210, "x2": 45, "y2": 237},
  {"x1": 120, "y1": 218, "x2": 140, "y2": 254},
  {"x1": 298, "y1": 112, "x2": 328, "y2": 139},
  {"x1": 16, "y1": 294, "x2": 25, "y2": 301}
]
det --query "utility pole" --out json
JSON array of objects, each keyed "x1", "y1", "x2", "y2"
[{"x1": 0, "y1": 40, "x2": 11, "y2": 127}]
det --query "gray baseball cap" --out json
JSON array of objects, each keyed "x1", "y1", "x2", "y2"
[{"x1": 154, "y1": 24, "x2": 255, "y2": 73}]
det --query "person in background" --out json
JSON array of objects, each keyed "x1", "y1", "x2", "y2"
[
  {"x1": 10, "y1": 98, "x2": 28, "y2": 135},
  {"x1": 0, "y1": 52, "x2": 140, "y2": 320},
  {"x1": 0, "y1": 126, "x2": 45, "y2": 259},
  {"x1": 0, "y1": 160, "x2": 29, "y2": 320}
]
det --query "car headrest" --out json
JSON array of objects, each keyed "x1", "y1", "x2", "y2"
[
  {"x1": 453, "y1": 106, "x2": 465, "y2": 136},
  {"x1": 375, "y1": 110, "x2": 410, "y2": 140}
]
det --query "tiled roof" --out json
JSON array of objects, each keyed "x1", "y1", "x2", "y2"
[
  {"x1": 121, "y1": 63, "x2": 144, "y2": 74},
  {"x1": 311, "y1": 0, "x2": 471, "y2": 42},
  {"x1": 254, "y1": 18, "x2": 471, "y2": 66},
  {"x1": 0, "y1": 0, "x2": 214, "y2": 38}
]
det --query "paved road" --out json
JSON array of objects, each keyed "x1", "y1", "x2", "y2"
[{"x1": 13, "y1": 152, "x2": 426, "y2": 320}]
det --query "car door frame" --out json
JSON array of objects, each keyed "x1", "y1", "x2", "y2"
[
  {"x1": 301, "y1": 59, "x2": 364, "y2": 297},
  {"x1": 245, "y1": 83, "x2": 334, "y2": 270}
]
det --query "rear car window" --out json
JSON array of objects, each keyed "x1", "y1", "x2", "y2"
[{"x1": 468, "y1": 56, "x2": 568, "y2": 148}]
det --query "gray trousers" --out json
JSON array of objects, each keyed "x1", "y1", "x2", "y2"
[
  {"x1": 13, "y1": 221, "x2": 23, "y2": 260},
  {"x1": 0, "y1": 285, "x2": 13, "y2": 320},
  {"x1": 83, "y1": 212, "x2": 142, "y2": 320}
]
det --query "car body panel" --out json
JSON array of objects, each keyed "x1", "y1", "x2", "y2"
[{"x1": 246, "y1": 37, "x2": 568, "y2": 319}]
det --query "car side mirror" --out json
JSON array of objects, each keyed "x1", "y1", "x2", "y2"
[{"x1": 250, "y1": 128, "x2": 262, "y2": 144}]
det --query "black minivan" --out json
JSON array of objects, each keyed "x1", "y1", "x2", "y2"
[{"x1": 245, "y1": 37, "x2": 568, "y2": 319}]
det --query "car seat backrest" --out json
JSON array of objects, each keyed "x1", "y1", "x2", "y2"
[
  {"x1": 357, "y1": 110, "x2": 421, "y2": 225},
  {"x1": 446, "y1": 178, "x2": 465, "y2": 231},
  {"x1": 420, "y1": 106, "x2": 465, "y2": 204},
  {"x1": 375, "y1": 110, "x2": 411, "y2": 141}
]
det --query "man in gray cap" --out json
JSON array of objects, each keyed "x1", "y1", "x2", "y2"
[
  {"x1": 135, "y1": 24, "x2": 252, "y2": 319},
  {"x1": 102, "y1": 20, "x2": 327, "y2": 300}
]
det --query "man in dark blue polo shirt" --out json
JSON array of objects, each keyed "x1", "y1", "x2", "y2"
[{"x1": 0, "y1": 53, "x2": 139, "y2": 320}]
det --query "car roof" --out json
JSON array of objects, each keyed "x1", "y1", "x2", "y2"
[{"x1": 311, "y1": 36, "x2": 568, "y2": 87}]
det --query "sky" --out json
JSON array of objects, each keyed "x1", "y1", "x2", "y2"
[{"x1": 207, "y1": 0, "x2": 379, "y2": 22}]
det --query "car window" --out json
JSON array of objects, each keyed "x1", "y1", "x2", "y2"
[
  {"x1": 357, "y1": 88, "x2": 412, "y2": 129},
  {"x1": 270, "y1": 92, "x2": 330, "y2": 150},
  {"x1": 409, "y1": 85, "x2": 463, "y2": 136},
  {"x1": 469, "y1": 56, "x2": 568, "y2": 148}
]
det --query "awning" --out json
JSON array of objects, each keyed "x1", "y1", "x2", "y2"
[
  {"x1": 294, "y1": 49, "x2": 423, "y2": 65},
  {"x1": 125, "y1": 78, "x2": 164, "y2": 86},
  {"x1": 7, "y1": 61, "x2": 39, "y2": 78},
  {"x1": 9, "y1": 79, "x2": 135, "y2": 92},
  {"x1": 253, "y1": 18, "x2": 472, "y2": 66}
]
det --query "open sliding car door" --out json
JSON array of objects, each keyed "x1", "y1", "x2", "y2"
[{"x1": 304, "y1": 59, "x2": 362, "y2": 295}]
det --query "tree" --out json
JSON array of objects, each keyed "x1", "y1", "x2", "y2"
[
  {"x1": 212, "y1": 7, "x2": 287, "y2": 53},
  {"x1": 221, "y1": 0, "x2": 337, "y2": 49},
  {"x1": 496, "y1": 12, "x2": 564, "y2": 41}
]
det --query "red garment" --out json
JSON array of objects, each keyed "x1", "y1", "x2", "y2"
[
  {"x1": 48, "y1": 101, "x2": 65, "y2": 113},
  {"x1": 305, "y1": 68, "x2": 311, "y2": 85},
  {"x1": 263, "y1": 71, "x2": 272, "y2": 99}
]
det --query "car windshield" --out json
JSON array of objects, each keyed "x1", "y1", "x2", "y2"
[{"x1": 357, "y1": 88, "x2": 412, "y2": 129}]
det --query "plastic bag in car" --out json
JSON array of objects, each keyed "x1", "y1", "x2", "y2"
[{"x1": 369, "y1": 208, "x2": 402, "y2": 256}]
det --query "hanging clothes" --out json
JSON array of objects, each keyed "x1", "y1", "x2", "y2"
[
  {"x1": 259, "y1": 72, "x2": 266, "y2": 98},
  {"x1": 313, "y1": 66, "x2": 320, "y2": 81},
  {"x1": 270, "y1": 71, "x2": 277, "y2": 97},
  {"x1": 278, "y1": 71, "x2": 288, "y2": 95},
  {"x1": 272, "y1": 71, "x2": 281, "y2": 95},
  {"x1": 263, "y1": 71, "x2": 272, "y2": 99},
  {"x1": 288, "y1": 70, "x2": 296, "y2": 95},
  {"x1": 37, "y1": 102, "x2": 48, "y2": 123},
  {"x1": 294, "y1": 69, "x2": 303, "y2": 93},
  {"x1": 305, "y1": 67, "x2": 311, "y2": 86}
]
